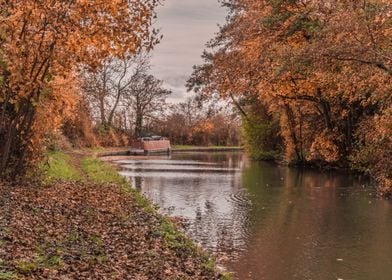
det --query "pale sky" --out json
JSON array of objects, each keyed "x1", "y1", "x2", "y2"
[{"x1": 150, "y1": 0, "x2": 227, "y2": 102}]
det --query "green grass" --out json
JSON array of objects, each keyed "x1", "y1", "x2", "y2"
[
  {"x1": 41, "y1": 152, "x2": 82, "y2": 182},
  {"x1": 41, "y1": 153, "x2": 155, "y2": 212},
  {"x1": 159, "y1": 218, "x2": 196, "y2": 253},
  {"x1": 80, "y1": 147, "x2": 106, "y2": 153},
  {"x1": 16, "y1": 254, "x2": 62, "y2": 274},
  {"x1": 81, "y1": 157, "x2": 126, "y2": 185},
  {"x1": 220, "y1": 272, "x2": 232, "y2": 280},
  {"x1": 16, "y1": 260, "x2": 39, "y2": 274},
  {"x1": 157, "y1": 217, "x2": 232, "y2": 279},
  {"x1": 0, "y1": 272, "x2": 18, "y2": 280}
]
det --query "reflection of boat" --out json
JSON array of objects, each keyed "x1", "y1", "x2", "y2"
[{"x1": 130, "y1": 136, "x2": 171, "y2": 155}]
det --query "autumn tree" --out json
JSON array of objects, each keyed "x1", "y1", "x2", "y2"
[
  {"x1": 0, "y1": 0, "x2": 159, "y2": 178},
  {"x1": 189, "y1": 0, "x2": 392, "y2": 194}
]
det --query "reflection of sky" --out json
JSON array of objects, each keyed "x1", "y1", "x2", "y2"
[
  {"x1": 150, "y1": 0, "x2": 226, "y2": 102},
  {"x1": 133, "y1": 173, "x2": 248, "y2": 252},
  {"x1": 117, "y1": 153, "x2": 250, "y2": 255}
]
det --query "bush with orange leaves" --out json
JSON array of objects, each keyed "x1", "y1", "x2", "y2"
[{"x1": 351, "y1": 109, "x2": 392, "y2": 196}]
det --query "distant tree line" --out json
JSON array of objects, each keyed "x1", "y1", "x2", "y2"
[{"x1": 151, "y1": 97, "x2": 241, "y2": 146}]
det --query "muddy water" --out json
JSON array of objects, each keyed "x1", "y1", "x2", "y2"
[{"x1": 111, "y1": 152, "x2": 392, "y2": 280}]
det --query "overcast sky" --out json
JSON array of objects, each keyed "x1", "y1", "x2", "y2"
[{"x1": 150, "y1": 0, "x2": 227, "y2": 102}]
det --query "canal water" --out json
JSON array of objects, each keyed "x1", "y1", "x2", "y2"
[{"x1": 110, "y1": 152, "x2": 392, "y2": 280}]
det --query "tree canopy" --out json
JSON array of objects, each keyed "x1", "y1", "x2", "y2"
[
  {"x1": 0, "y1": 0, "x2": 159, "y2": 177},
  {"x1": 189, "y1": 0, "x2": 392, "y2": 195}
]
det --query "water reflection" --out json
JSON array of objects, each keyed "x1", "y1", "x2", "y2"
[
  {"x1": 114, "y1": 152, "x2": 249, "y2": 256},
  {"x1": 110, "y1": 152, "x2": 392, "y2": 280}
]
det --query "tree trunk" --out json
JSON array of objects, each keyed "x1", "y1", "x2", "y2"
[
  {"x1": 99, "y1": 94, "x2": 106, "y2": 126},
  {"x1": 284, "y1": 104, "x2": 303, "y2": 163},
  {"x1": 107, "y1": 87, "x2": 122, "y2": 127},
  {"x1": 135, "y1": 112, "x2": 143, "y2": 138}
]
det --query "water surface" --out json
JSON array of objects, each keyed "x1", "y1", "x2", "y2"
[{"x1": 111, "y1": 152, "x2": 392, "y2": 280}]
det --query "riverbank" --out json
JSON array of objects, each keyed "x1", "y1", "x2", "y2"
[{"x1": 0, "y1": 151, "x2": 230, "y2": 279}]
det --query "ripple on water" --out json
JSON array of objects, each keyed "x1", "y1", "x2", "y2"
[{"x1": 228, "y1": 190, "x2": 253, "y2": 208}]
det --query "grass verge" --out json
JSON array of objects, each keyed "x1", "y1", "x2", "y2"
[
  {"x1": 0, "y1": 272, "x2": 17, "y2": 280},
  {"x1": 40, "y1": 151, "x2": 82, "y2": 182},
  {"x1": 81, "y1": 157, "x2": 126, "y2": 185}
]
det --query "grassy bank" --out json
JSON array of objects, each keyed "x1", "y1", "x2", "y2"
[{"x1": 0, "y1": 151, "x2": 230, "y2": 279}]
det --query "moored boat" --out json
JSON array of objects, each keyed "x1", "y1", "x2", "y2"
[{"x1": 130, "y1": 136, "x2": 171, "y2": 155}]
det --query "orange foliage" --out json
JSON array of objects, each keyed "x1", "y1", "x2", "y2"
[
  {"x1": 33, "y1": 74, "x2": 80, "y2": 151},
  {"x1": 0, "y1": 0, "x2": 158, "y2": 177},
  {"x1": 189, "y1": 0, "x2": 392, "y2": 194},
  {"x1": 62, "y1": 98, "x2": 99, "y2": 148}
]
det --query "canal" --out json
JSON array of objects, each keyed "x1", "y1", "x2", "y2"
[{"x1": 109, "y1": 151, "x2": 392, "y2": 280}]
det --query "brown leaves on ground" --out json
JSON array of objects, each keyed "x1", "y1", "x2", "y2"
[{"x1": 0, "y1": 182, "x2": 218, "y2": 279}]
